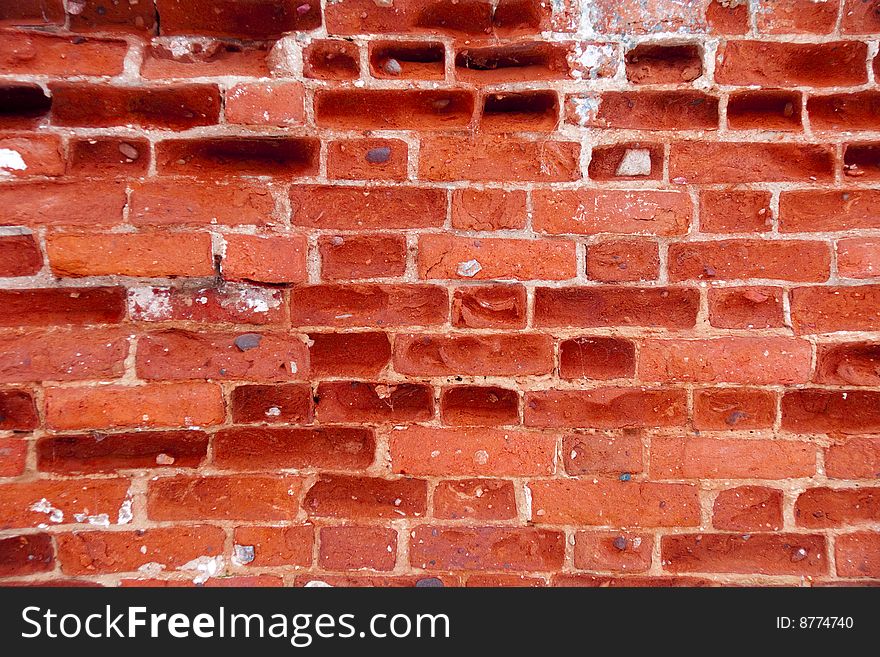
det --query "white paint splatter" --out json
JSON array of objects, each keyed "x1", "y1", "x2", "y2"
[
  {"x1": 179, "y1": 555, "x2": 225, "y2": 585},
  {"x1": 0, "y1": 149, "x2": 26, "y2": 174},
  {"x1": 117, "y1": 498, "x2": 133, "y2": 525},
  {"x1": 30, "y1": 499, "x2": 63, "y2": 524}
]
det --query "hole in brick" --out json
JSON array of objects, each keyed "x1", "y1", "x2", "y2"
[
  {"x1": 441, "y1": 386, "x2": 519, "y2": 425},
  {"x1": 304, "y1": 40, "x2": 360, "y2": 80},
  {"x1": 625, "y1": 44, "x2": 703, "y2": 84},
  {"x1": 0, "y1": 83, "x2": 51, "y2": 126},
  {"x1": 315, "y1": 89, "x2": 474, "y2": 130},
  {"x1": 143, "y1": 40, "x2": 269, "y2": 78},
  {"x1": 370, "y1": 41, "x2": 445, "y2": 79},
  {"x1": 68, "y1": 137, "x2": 150, "y2": 175},
  {"x1": 589, "y1": 143, "x2": 663, "y2": 180},
  {"x1": 559, "y1": 337, "x2": 636, "y2": 380},
  {"x1": 844, "y1": 143, "x2": 880, "y2": 179},
  {"x1": 492, "y1": 0, "x2": 544, "y2": 33},
  {"x1": 157, "y1": 137, "x2": 319, "y2": 176},
  {"x1": 455, "y1": 42, "x2": 568, "y2": 81},
  {"x1": 481, "y1": 91, "x2": 558, "y2": 132},
  {"x1": 727, "y1": 90, "x2": 802, "y2": 130}
]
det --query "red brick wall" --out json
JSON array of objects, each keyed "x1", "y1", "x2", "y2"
[{"x1": 0, "y1": 0, "x2": 879, "y2": 586}]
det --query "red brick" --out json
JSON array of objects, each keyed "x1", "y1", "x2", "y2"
[
  {"x1": 700, "y1": 190, "x2": 772, "y2": 234},
  {"x1": 410, "y1": 526, "x2": 564, "y2": 571},
  {"x1": 419, "y1": 136, "x2": 580, "y2": 182},
  {"x1": 791, "y1": 286, "x2": 880, "y2": 333},
  {"x1": 46, "y1": 232, "x2": 214, "y2": 278},
  {"x1": 553, "y1": 574, "x2": 714, "y2": 587},
  {"x1": 308, "y1": 332, "x2": 392, "y2": 378},
  {"x1": 0, "y1": 1, "x2": 64, "y2": 25},
  {"x1": 715, "y1": 41, "x2": 868, "y2": 86},
  {"x1": 465, "y1": 574, "x2": 545, "y2": 587},
  {"x1": 0, "y1": 234, "x2": 41, "y2": 277},
  {"x1": 708, "y1": 287, "x2": 785, "y2": 329},
  {"x1": 733, "y1": 89, "x2": 805, "y2": 131},
  {"x1": 780, "y1": 190, "x2": 880, "y2": 232},
  {"x1": 795, "y1": 487, "x2": 880, "y2": 528},
  {"x1": 316, "y1": 382, "x2": 433, "y2": 424},
  {"x1": 451, "y1": 189, "x2": 527, "y2": 230},
  {"x1": 808, "y1": 91, "x2": 880, "y2": 131},
  {"x1": 559, "y1": 337, "x2": 636, "y2": 380},
  {"x1": 0, "y1": 438, "x2": 27, "y2": 477},
  {"x1": 45, "y1": 383, "x2": 224, "y2": 430},
  {"x1": 0, "y1": 181, "x2": 126, "y2": 227},
  {"x1": 756, "y1": 0, "x2": 837, "y2": 33},
  {"x1": 0, "y1": 389, "x2": 38, "y2": 431},
  {"x1": 0, "y1": 133, "x2": 63, "y2": 177},
  {"x1": 129, "y1": 180, "x2": 275, "y2": 227},
  {"x1": 214, "y1": 426, "x2": 375, "y2": 471},
  {"x1": 693, "y1": 388, "x2": 777, "y2": 431},
  {"x1": 651, "y1": 437, "x2": 816, "y2": 479},
  {"x1": 68, "y1": 0, "x2": 157, "y2": 33},
  {"x1": 845, "y1": 142, "x2": 880, "y2": 179},
  {"x1": 481, "y1": 90, "x2": 559, "y2": 132},
  {"x1": 369, "y1": 40, "x2": 446, "y2": 80},
  {"x1": 0, "y1": 534, "x2": 53, "y2": 577},
  {"x1": 0, "y1": 287, "x2": 125, "y2": 327},
  {"x1": 37, "y1": 431, "x2": 208, "y2": 474},
  {"x1": 528, "y1": 479, "x2": 701, "y2": 527},
  {"x1": 233, "y1": 526, "x2": 314, "y2": 568},
  {"x1": 319, "y1": 527, "x2": 397, "y2": 571},
  {"x1": 433, "y1": 479, "x2": 517, "y2": 520},
  {"x1": 525, "y1": 388, "x2": 687, "y2": 429},
  {"x1": 303, "y1": 476, "x2": 427, "y2": 519},
  {"x1": 451, "y1": 285, "x2": 526, "y2": 329},
  {"x1": 624, "y1": 44, "x2": 703, "y2": 84},
  {"x1": 815, "y1": 342, "x2": 880, "y2": 386},
  {"x1": 825, "y1": 437, "x2": 880, "y2": 479},
  {"x1": 574, "y1": 532, "x2": 653, "y2": 572},
  {"x1": 838, "y1": 238, "x2": 880, "y2": 278},
  {"x1": 842, "y1": 0, "x2": 880, "y2": 33},
  {"x1": 587, "y1": 240, "x2": 659, "y2": 282},
  {"x1": 639, "y1": 337, "x2": 812, "y2": 384},
  {"x1": 327, "y1": 139, "x2": 408, "y2": 182},
  {"x1": 231, "y1": 383, "x2": 312, "y2": 424},
  {"x1": 670, "y1": 142, "x2": 835, "y2": 183},
  {"x1": 148, "y1": 475, "x2": 303, "y2": 521},
  {"x1": 225, "y1": 82, "x2": 304, "y2": 126},
  {"x1": 0, "y1": 479, "x2": 131, "y2": 529},
  {"x1": 290, "y1": 186, "x2": 445, "y2": 230},
  {"x1": 533, "y1": 189, "x2": 691, "y2": 235},
  {"x1": 713, "y1": 486, "x2": 784, "y2": 531},
  {"x1": 390, "y1": 426, "x2": 556, "y2": 476},
  {"x1": 418, "y1": 235, "x2": 577, "y2": 281},
  {"x1": 156, "y1": 0, "x2": 321, "y2": 38},
  {"x1": 316, "y1": 89, "x2": 474, "y2": 130},
  {"x1": 394, "y1": 333, "x2": 553, "y2": 376},
  {"x1": 669, "y1": 240, "x2": 829, "y2": 282},
  {"x1": 564, "y1": 431, "x2": 643, "y2": 476},
  {"x1": 156, "y1": 137, "x2": 318, "y2": 177},
  {"x1": 0, "y1": 31, "x2": 127, "y2": 76},
  {"x1": 586, "y1": 91, "x2": 718, "y2": 130},
  {"x1": 128, "y1": 284, "x2": 284, "y2": 326},
  {"x1": 67, "y1": 137, "x2": 150, "y2": 176},
  {"x1": 535, "y1": 287, "x2": 699, "y2": 329},
  {"x1": 303, "y1": 39, "x2": 360, "y2": 80},
  {"x1": 291, "y1": 285, "x2": 448, "y2": 327},
  {"x1": 440, "y1": 386, "x2": 520, "y2": 426},
  {"x1": 454, "y1": 41, "x2": 580, "y2": 82},
  {"x1": 320, "y1": 234, "x2": 407, "y2": 280},
  {"x1": 836, "y1": 532, "x2": 880, "y2": 578},
  {"x1": 662, "y1": 534, "x2": 827, "y2": 576},
  {"x1": 222, "y1": 234, "x2": 308, "y2": 284},
  {"x1": 0, "y1": 329, "x2": 127, "y2": 384},
  {"x1": 782, "y1": 389, "x2": 880, "y2": 434},
  {"x1": 141, "y1": 40, "x2": 268, "y2": 78},
  {"x1": 57, "y1": 527, "x2": 225, "y2": 575}
]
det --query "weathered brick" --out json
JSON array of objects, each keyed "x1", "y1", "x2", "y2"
[
  {"x1": 394, "y1": 333, "x2": 553, "y2": 376},
  {"x1": 433, "y1": 479, "x2": 517, "y2": 520},
  {"x1": 303, "y1": 475, "x2": 427, "y2": 519},
  {"x1": 319, "y1": 527, "x2": 397, "y2": 571},
  {"x1": 662, "y1": 534, "x2": 827, "y2": 576},
  {"x1": 526, "y1": 388, "x2": 687, "y2": 429},
  {"x1": 713, "y1": 486, "x2": 784, "y2": 531},
  {"x1": 316, "y1": 381, "x2": 433, "y2": 424},
  {"x1": 795, "y1": 487, "x2": 880, "y2": 528},
  {"x1": 410, "y1": 526, "x2": 564, "y2": 571},
  {"x1": 650, "y1": 437, "x2": 816, "y2": 479},
  {"x1": 148, "y1": 475, "x2": 303, "y2": 521}
]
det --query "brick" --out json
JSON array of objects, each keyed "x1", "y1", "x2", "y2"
[
  {"x1": 525, "y1": 388, "x2": 687, "y2": 429},
  {"x1": 419, "y1": 136, "x2": 580, "y2": 182},
  {"x1": 394, "y1": 333, "x2": 553, "y2": 376},
  {"x1": 0, "y1": 181, "x2": 125, "y2": 228},
  {"x1": 440, "y1": 386, "x2": 520, "y2": 426},
  {"x1": 46, "y1": 232, "x2": 214, "y2": 278},
  {"x1": 587, "y1": 240, "x2": 659, "y2": 282},
  {"x1": 795, "y1": 487, "x2": 880, "y2": 528},
  {"x1": 586, "y1": 91, "x2": 718, "y2": 130},
  {"x1": 650, "y1": 437, "x2": 816, "y2": 479},
  {"x1": 451, "y1": 189, "x2": 527, "y2": 230},
  {"x1": 148, "y1": 475, "x2": 303, "y2": 521},
  {"x1": 713, "y1": 486, "x2": 784, "y2": 531},
  {"x1": 57, "y1": 527, "x2": 225, "y2": 575},
  {"x1": 453, "y1": 42, "x2": 579, "y2": 82},
  {"x1": 157, "y1": 137, "x2": 319, "y2": 177},
  {"x1": 0, "y1": 234, "x2": 41, "y2": 276},
  {"x1": 0, "y1": 389, "x2": 38, "y2": 431},
  {"x1": 693, "y1": 388, "x2": 777, "y2": 431},
  {"x1": 625, "y1": 44, "x2": 703, "y2": 84},
  {"x1": 214, "y1": 426, "x2": 375, "y2": 471},
  {"x1": 44, "y1": 383, "x2": 225, "y2": 430},
  {"x1": 433, "y1": 479, "x2": 517, "y2": 520},
  {"x1": 319, "y1": 527, "x2": 397, "y2": 571},
  {"x1": 0, "y1": 31, "x2": 127, "y2": 76},
  {"x1": 37, "y1": 431, "x2": 208, "y2": 474},
  {"x1": 700, "y1": 190, "x2": 772, "y2": 234},
  {"x1": 0, "y1": 1, "x2": 64, "y2": 25},
  {"x1": 68, "y1": 137, "x2": 150, "y2": 175},
  {"x1": 715, "y1": 41, "x2": 868, "y2": 86},
  {"x1": 222, "y1": 234, "x2": 308, "y2": 284},
  {"x1": 638, "y1": 337, "x2": 812, "y2": 384},
  {"x1": 0, "y1": 329, "x2": 127, "y2": 384},
  {"x1": 841, "y1": 0, "x2": 880, "y2": 33},
  {"x1": 0, "y1": 133, "x2": 63, "y2": 177},
  {"x1": 662, "y1": 534, "x2": 827, "y2": 576},
  {"x1": 574, "y1": 532, "x2": 653, "y2": 572},
  {"x1": 316, "y1": 382, "x2": 433, "y2": 424},
  {"x1": 533, "y1": 189, "x2": 691, "y2": 235},
  {"x1": 410, "y1": 526, "x2": 564, "y2": 571},
  {"x1": 838, "y1": 238, "x2": 880, "y2": 278},
  {"x1": 559, "y1": 337, "x2": 635, "y2": 380},
  {"x1": 465, "y1": 574, "x2": 545, "y2": 587},
  {"x1": 815, "y1": 342, "x2": 880, "y2": 386},
  {"x1": 369, "y1": 40, "x2": 446, "y2": 80},
  {"x1": 303, "y1": 476, "x2": 427, "y2": 519},
  {"x1": 780, "y1": 190, "x2": 880, "y2": 232},
  {"x1": 670, "y1": 142, "x2": 835, "y2": 183},
  {"x1": 303, "y1": 40, "x2": 360, "y2": 80},
  {"x1": 68, "y1": 0, "x2": 157, "y2": 33},
  {"x1": 451, "y1": 285, "x2": 526, "y2": 329},
  {"x1": 782, "y1": 389, "x2": 880, "y2": 434},
  {"x1": 233, "y1": 526, "x2": 313, "y2": 568},
  {"x1": 809, "y1": 91, "x2": 880, "y2": 131},
  {"x1": 844, "y1": 142, "x2": 880, "y2": 180},
  {"x1": 231, "y1": 384, "x2": 312, "y2": 424},
  {"x1": 418, "y1": 235, "x2": 577, "y2": 281},
  {"x1": 308, "y1": 332, "x2": 392, "y2": 378},
  {"x1": 0, "y1": 534, "x2": 53, "y2": 577},
  {"x1": 0, "y1": 479, "x2": 131, "y2": 529},
  {"x1": 319, "y1": 234, "x2": 407, "y2": 280},
  {"x1": 156, "y1": 0, "x2": 321, "y2": 38},
  {"x1": 825, "y1": 437, "x2": 880, "y2": 479},
  {"x1": 791, "y1": 286, "x2": 880, "y2": 333},
  {"x1": 727, "y1": 90, "x2": 802, "y2": 131},
  {"x1": 129, "y1": 180, "x2": 275, "y2": 227},
  {"x1": 142, "y1": 41, "x2": 269, "y2": 79},
  {"x1": 327, "y1": 139, "x2": 408, "y2": 182},
  {"x1": 836, "y1": 532, "x2": 880, "y2": 578},
  {"x1": 481, "y1": 90, "x2": 559, "y2": 132},
  {"x1": 0, "y1": 287, "x2": 126, "y2": 327},
  {"x1": 528, "y1": 479, "x2": 701, "y2": 527},
  {"x1": 553, "y1": 574, "x2": 714, "y2": 587},
  {"x1": 756, "y1": 0, "x2": 837, "y2": 33},
  {"x1": 535, "y1": 287, "x2": 699, "y2": 329},
  {"x1": 290, "y1": 186, "x2": 445, "y2": 230},
  {"x1": 316, "y1": 89, "x2": 474, "y2": 130},
  {"x1": 0, "y1": 438, "x2": 27, "y2": 477},
  {"x1": 708, "y1": 287, "x2": 785, "y2": 329},
  {"x1": 291, "y1": 285, "x2": 448, "y2": 327},
  {"x1": 390, "y1": 426, "x2": 556, "y2": 476},
  {"x1": 563, "y1": 432, "x2": 643, "y2": 476},
  {"x1": 128, "y1": 284, "x2": 284, "y2": 325},
  {"x1": 225, "y1": 82, "x2": 304, "y2": 126},
  {"x1": 669, "y1": 240, "x2": 829, "y2": 282}
]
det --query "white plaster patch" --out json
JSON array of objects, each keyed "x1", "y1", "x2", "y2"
[
  {"x1": 179, "y1": 555, "x2": 225, "y2": 585},
  {"x1": 117, "y1": 498, "x2": 134, "y2": 525},
  {"x1": 128, "y1": 287, "x2": 173, "y2": 321},
  {"x1": 457, "y1": 259, "x2": 483, "y2": 277},
  {"x1": 616, "y1": 149, "x2": 652, "y2": 177},
  {"x1": 74, "y1": 513, "x2": 111, "y2": 527},
  {"x1": 30, "y1": 498, "x2": 63, "y2": 524},
  {"x1": 0, "y1": 149, "x2": 26, "y2": 175}
]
